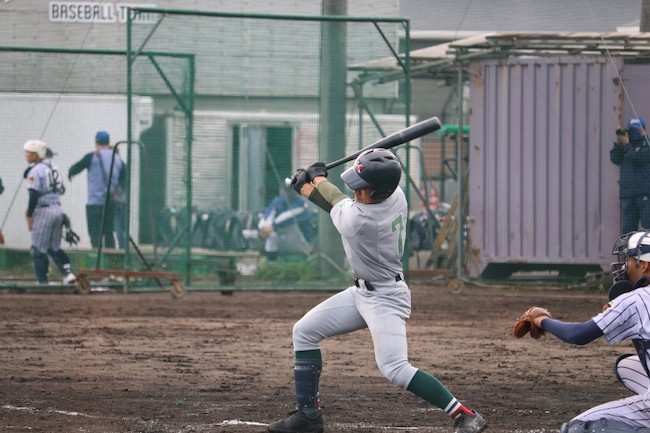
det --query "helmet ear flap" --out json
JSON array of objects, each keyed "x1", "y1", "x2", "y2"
[{"x1": 370, "y1": 188, "x2": 392, "y2": 201}]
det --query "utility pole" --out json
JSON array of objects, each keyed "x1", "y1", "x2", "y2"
[
  {"x1": 318, "y1": 0, "x2": 347, "y2": 277},
  {"x1": 641, "y1": 0, "x2": 650, "y2": 32}
]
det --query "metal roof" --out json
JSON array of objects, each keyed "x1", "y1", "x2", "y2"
[{"x1": 350, "y1": 31, "x2": 650, "y2": 83}]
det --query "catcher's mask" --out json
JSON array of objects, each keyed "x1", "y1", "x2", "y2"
[{"x1": 611, "y1": 230, "x2": 650, "y2": 281}]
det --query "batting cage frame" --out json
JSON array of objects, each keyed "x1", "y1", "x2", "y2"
[{"x1": 123, "y1": 7, "x2": 426, "y2": 292}]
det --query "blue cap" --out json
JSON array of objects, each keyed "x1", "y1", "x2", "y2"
[
  {"x1": 628, "y1": 117, "x2": 646, "y2": 129},
  {"x1": 95, "y1": 131, "x2": 110, "y2": 144}
]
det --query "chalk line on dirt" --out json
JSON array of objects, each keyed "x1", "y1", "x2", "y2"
[
  {"x1": 2, "y1": 404, "x2": 93, "y2": 417},
  {"x1": 217, "y1": 419, "x2": 449, "y2": 431}
]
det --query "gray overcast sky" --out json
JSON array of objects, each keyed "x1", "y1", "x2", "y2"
[{"x1": 400, "y1": 0, "x2": 641, "y2": 32}]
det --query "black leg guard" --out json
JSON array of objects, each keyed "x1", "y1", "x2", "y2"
[
  {"x1": 48, "y1": 249, "x2": 73, "y2": 276},
  {"x1": 31, "y1": 247, "x2": 49, "y2": 284},
  {"x1": 295, "y1": 358, "x2": 321, "y2": 414},
  {"x1": 614, "y1": 353, "x2": 636, "y2": 384}
]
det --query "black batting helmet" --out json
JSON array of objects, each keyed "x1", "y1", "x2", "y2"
[{"x1": 340, "y1": 148, "x2": 402, "y2": 201}]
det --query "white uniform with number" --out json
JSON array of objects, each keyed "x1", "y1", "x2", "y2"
[
  {"x1": 574, "y1": 285, "x2": 650, "y2": 427},
  {"x1": 27, "y1": 160, "x2": 65, "y2": 252},
  {"x1": 292, "y1": 186, "x2": 418, "y2": 389}
]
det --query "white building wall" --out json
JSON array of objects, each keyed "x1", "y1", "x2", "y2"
[{"x1": 0, "y1": 93, "x2": 151, "y2": 249}]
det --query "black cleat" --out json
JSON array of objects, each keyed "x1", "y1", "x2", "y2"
[
  {"x1": 268, "y1": 409, "x2": 324, "y2": 433},
  {"x1": 453, "y1": 411, "x2": 487, "y2": 433}
]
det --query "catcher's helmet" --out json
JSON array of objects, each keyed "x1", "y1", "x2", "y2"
[
  {"x1": 611, "y1": 230, "x2": 650, "y2": 281},
  {"x1": 340, "y1": 148, "x2": 402, "y2": 201},
  {"x1": 23, "y1": 139, "x2": 47, "y2": 159}
]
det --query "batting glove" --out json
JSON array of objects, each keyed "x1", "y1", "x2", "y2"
[
  {"x1": 306, "y1": 162, "x2": 328, "y2": 180},
  {"x1": 291, "y1": 169, "x2": 309, "y2": 194}
]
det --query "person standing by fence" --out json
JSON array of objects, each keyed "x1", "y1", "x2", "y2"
[{"x1": 68, "y1": 131, "x2": 123, "y2": 248}]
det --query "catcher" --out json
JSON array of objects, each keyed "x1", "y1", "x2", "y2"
[{"x1": 514, "y1": 230, "x2": 650, "y2": 433}]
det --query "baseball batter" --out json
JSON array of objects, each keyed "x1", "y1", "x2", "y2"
[
  {"x1": 268, "y1": 149, "x2": 487, "y2": 433},
  {"x1": 517, "y1": 230, "x2": 650, "y2": 433},
  {"x1": 24, "y1": 140, "x2": 76, "y2": 285}
]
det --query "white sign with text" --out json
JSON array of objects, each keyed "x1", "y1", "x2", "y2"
[{"x1": 48, "y1": 2, "x2": 157, "y2": 24}]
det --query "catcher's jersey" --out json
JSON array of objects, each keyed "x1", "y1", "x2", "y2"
[
  {"x1": 26, "y1": 160, "x2": 63, "y2": 207},
  {"x1": 330, "y1": 186, "x2": 407, "y2": 281},
  {"x1": 593, "y1": 285, "x2": 650, "y2": 351}
]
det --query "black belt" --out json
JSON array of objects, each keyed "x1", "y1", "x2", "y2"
[
  {"x1": 38, "y1": 203, "x2": 59, "y2": 208},
  {"x1": 354, "y1": 274, "x2": 403, "y2": 291}
]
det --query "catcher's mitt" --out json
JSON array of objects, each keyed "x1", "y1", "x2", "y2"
[
  {"x1": 513, "y1": 306, "x2": 552, "y2": 339},
  {"x1": 0, "y1": 230, "x2": 4, "y2": 245}
]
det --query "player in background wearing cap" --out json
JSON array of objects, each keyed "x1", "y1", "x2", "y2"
[
  {"x1": 516, "y1": 230, "x2": 650, "y2": 433},
  {"x1": 611, "y1": 117, "x2": 650, "y2": 234},
  {"x1": 68, "y1": 131, "x2": 123, "y2": 249},
  {"x1": 23, "y1": 140, "x2": 76, "y2": 285},
  {"x1": 267, "y1": 149, "x2": 487, "y2": 433}
]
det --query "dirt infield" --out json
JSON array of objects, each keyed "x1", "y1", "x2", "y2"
[{"x1": 0, "y1": 282, "x2": 632, "y2": 433}]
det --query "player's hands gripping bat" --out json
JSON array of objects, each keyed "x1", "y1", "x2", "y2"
[
  {"x1": 290, "y1": 169, "x2": 310, "y2": 194},
  {"x1": 513, "y1": 306, "x2": 552, "y2": 339},
  {"x1": 306, "y1": 162, "x2": 328, "y2": 179}
]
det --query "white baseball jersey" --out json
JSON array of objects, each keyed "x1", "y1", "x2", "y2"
[
  {"x1": 595, "y1": 285, "x2": 650, "y2": 347},
  {"x1": 574, "y1": 285, "x2": 650, "y2": 427},
  {"x1": 27, "y1": 160, "x2": 63, "y2": 207},
  {"x1": 293, "y1": 186, "x2": 418, "y2": 390},
  {"x1": 330, "y1": 186, "x2": 407, "y2": 281},
  {"x1": 27, "y1": 160, "x2": 65, "y2": 252}
]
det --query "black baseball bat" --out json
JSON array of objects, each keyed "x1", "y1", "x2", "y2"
[{"x1": 285, "y1": 116, "x2": 441, "y2": 186}]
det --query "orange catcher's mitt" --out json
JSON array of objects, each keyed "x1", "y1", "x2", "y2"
[{"x1": 513, "y1": 306, "x2": 552, "y2": 339}]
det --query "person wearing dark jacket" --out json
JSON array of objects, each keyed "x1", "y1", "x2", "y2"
[{"x1": 610, "y1": 117, "x2": 650, "y2": 234}]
